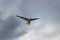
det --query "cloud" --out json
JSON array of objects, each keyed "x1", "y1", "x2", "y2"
[
  {"x1": 0, "y1": 15, "x2": 28, "y2": 40},
  {"x1": 17, "y1": 0, "x2": 60, "y2": 40},
  {"x1": 0, "y1": 0, "x2": 29, "y2": 40},
  {"x1": 0, "y1": 0, "x2": 60, "y2": 40}
]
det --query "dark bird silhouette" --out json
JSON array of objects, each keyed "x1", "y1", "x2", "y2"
[{"x1": 16, "y1": 15, "x2": 40, "y2": 25}]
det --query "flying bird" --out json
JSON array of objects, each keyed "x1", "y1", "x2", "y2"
[{"x1": 16, "y1": 15, "x2": 40, "y2": 25}]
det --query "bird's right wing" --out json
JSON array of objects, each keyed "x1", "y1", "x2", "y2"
[
  {"x1": 30, "y1": 18, "x2": 40, "y2": 21},
  {"x1": 16, "y1": 15, "x2": 29, "y2": 21}
]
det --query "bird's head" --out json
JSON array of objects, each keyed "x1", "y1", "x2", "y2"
[{"x1": 30, "y1": 18, "x2": 31, "y2": 19}]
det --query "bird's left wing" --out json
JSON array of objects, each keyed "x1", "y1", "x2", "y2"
[
  {"x1": 16, "y1": 15, "x2": 29, "y2": 21},
  {"x1": 30, "y1": 18, "x2": 40, "y2": 21}
]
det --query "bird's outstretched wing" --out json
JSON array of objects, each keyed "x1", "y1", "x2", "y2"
[
  {"x1": 30, "y1": 18, "x2": 40, "y2": 21},
  {"x1": 16, "y1": 15, "x2": 29, "y2": 21}
]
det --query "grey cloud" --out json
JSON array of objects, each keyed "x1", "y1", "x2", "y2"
[
  {"x1": 0, "y1": 15, "x2": 27, "y2": 40},
  {"x1": 0, "y1": 0, "x2": 28, "y2": 40}
]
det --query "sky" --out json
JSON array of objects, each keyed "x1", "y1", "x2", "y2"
[{"x1": 0, "y1": 0, "x2": 60, "y2": 40}]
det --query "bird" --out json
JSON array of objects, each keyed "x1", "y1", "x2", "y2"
[{"x1": 16, "y1": 15, "x2": 40, "y2": 25}]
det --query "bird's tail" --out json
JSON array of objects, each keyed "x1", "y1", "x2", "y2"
[{"x1": 26, "y1": 21, "x2": 30, "y2": 25}]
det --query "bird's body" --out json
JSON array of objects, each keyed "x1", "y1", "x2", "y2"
[{"x1": 16, "y1": 15, "x2": 40, "y2": 25}]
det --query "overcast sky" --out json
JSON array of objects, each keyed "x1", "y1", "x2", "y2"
[{"x1": 0, "y1": 0, "x2": 60, "y2": 40}]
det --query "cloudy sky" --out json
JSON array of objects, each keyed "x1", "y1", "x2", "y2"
[{"x1": 0, "y1": 0, "x2": 60, "y2": 40}]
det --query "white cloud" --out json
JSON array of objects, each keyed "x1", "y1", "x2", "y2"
[
  {"x1": 17, "y1": 30, "x2": 35, "y2": 40},
  {"x1": 17, "y1": 21, "x2": 60, "y2": 40}
]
